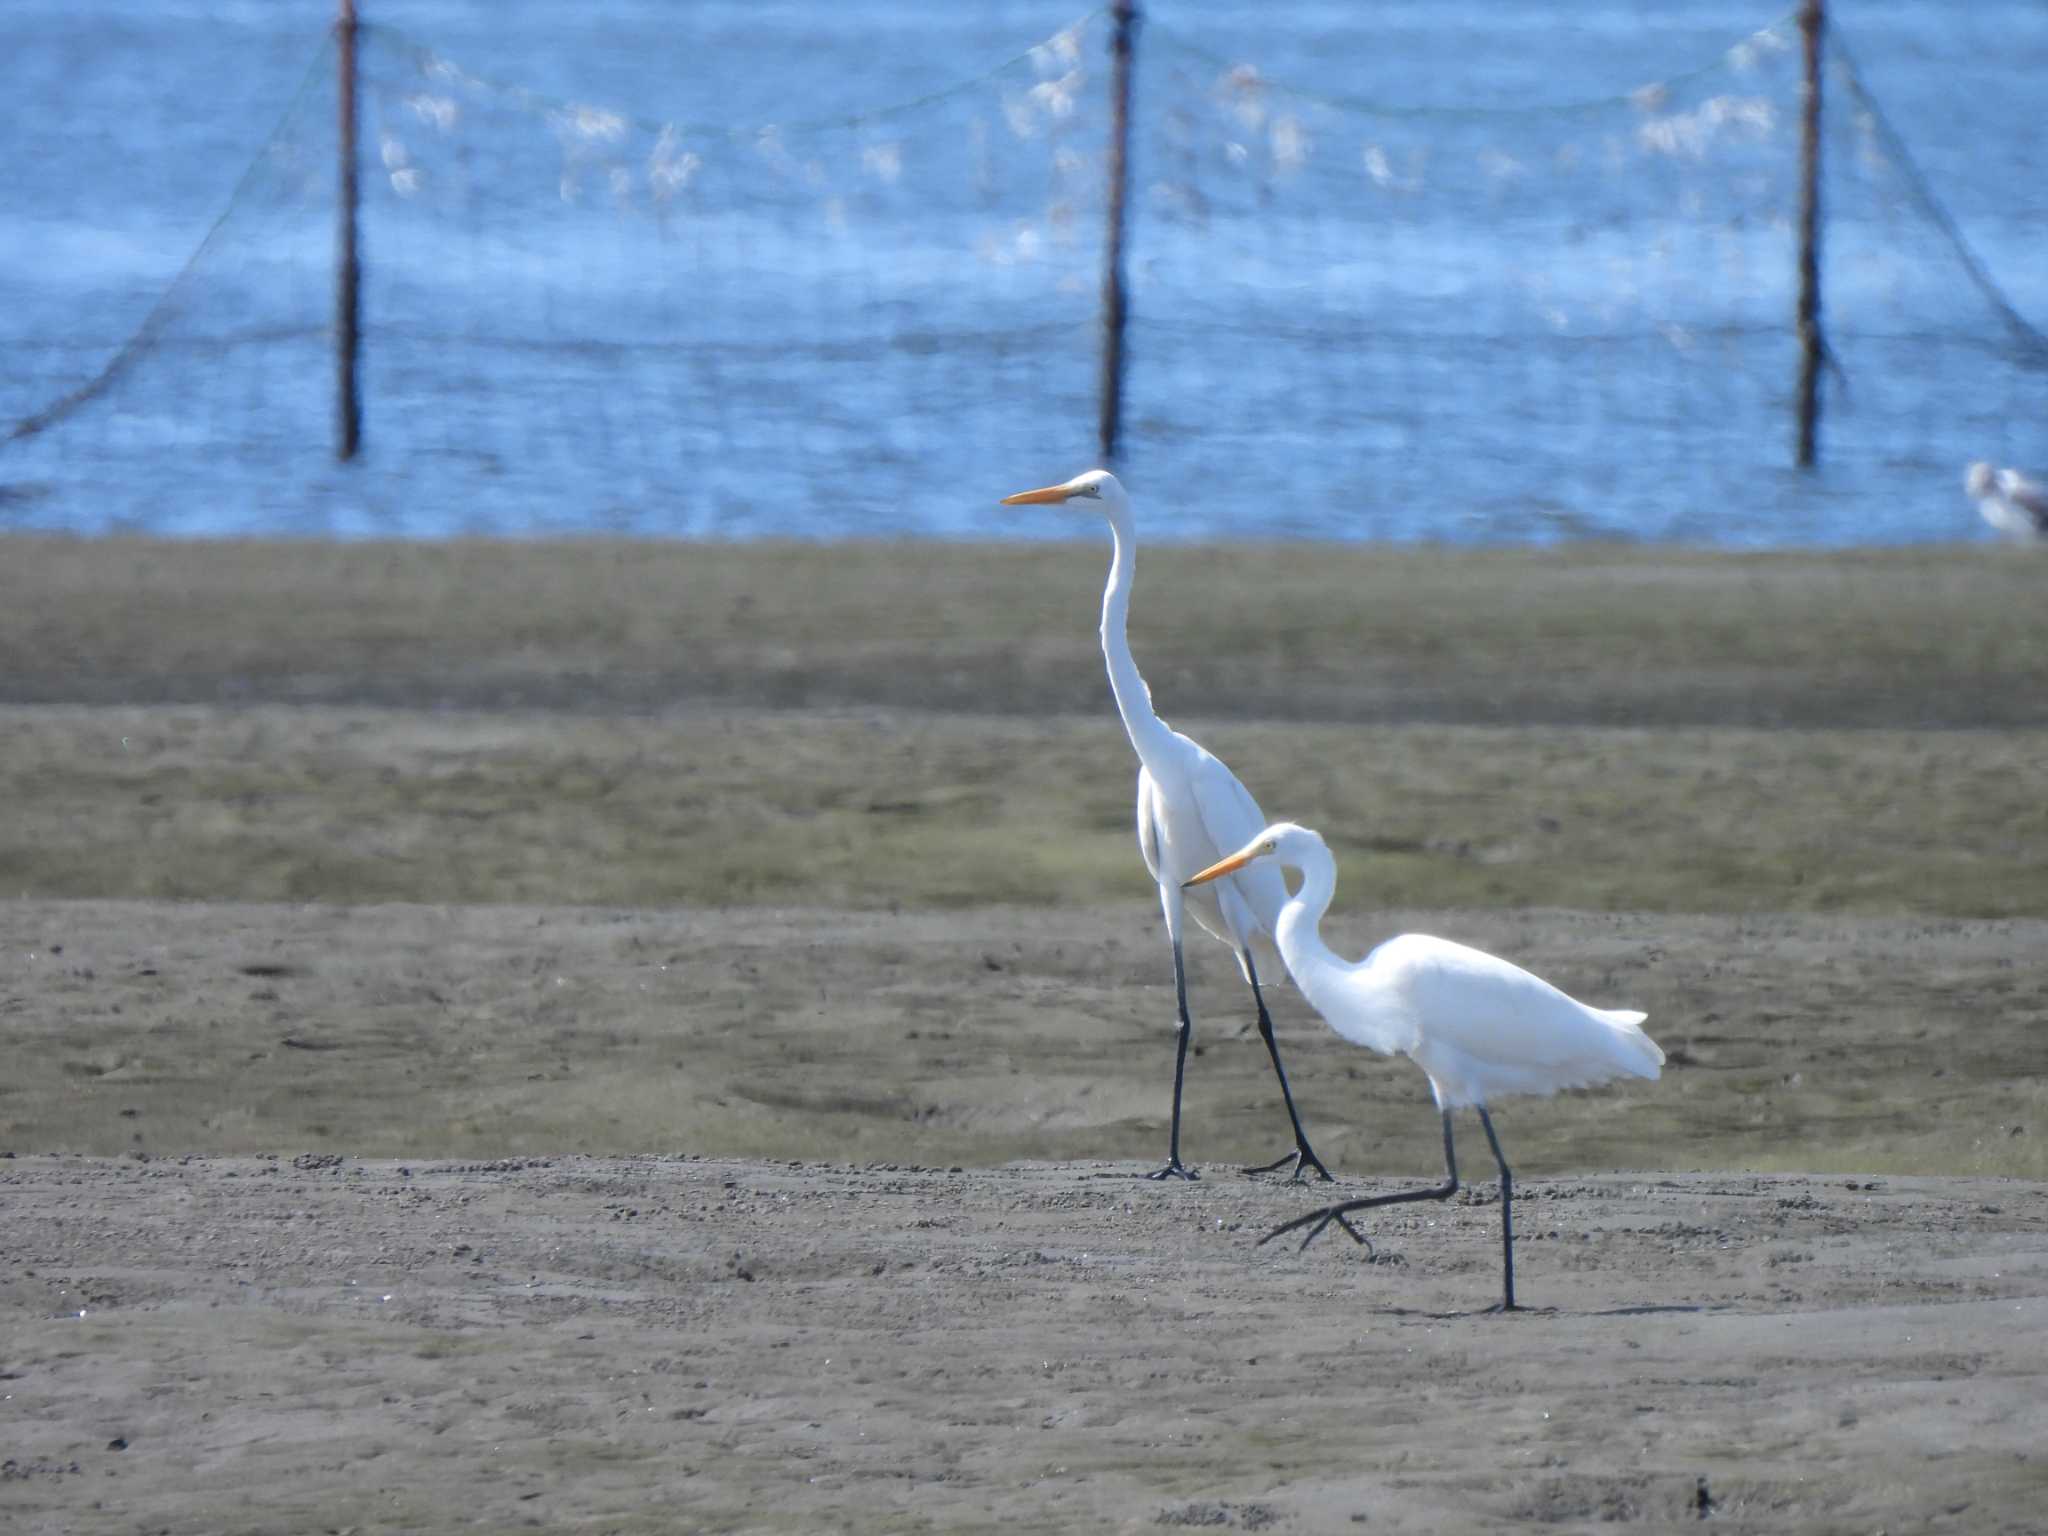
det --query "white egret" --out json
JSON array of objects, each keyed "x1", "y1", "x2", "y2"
[
  {"x1": 1965, "y1": 461, "x2": 2048, "y2": 541},
  {"x1": 1185, "y1": 822, "x2": 1664, "y2": 1310},
  {"x1": 999, "y1": 469, "x2": 1331, "y2": 1183}
]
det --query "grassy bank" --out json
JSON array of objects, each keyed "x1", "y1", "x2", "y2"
[
  {"x1": 3, "y1": 537, "x2": 2044, "y2": 727},
  {"x1": 3, "y1": 705, "x2": 2045, "y2": 917},
  {"x1": 2, "y1": 536, "x2": 2043, "y2": 916}
]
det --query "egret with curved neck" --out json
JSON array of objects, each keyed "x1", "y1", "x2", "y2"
[
  {"x1": 1187, "y1": 822, "x2": 1663, "y2": 1310},
  {"x1": 1001, "y1": 469, "x2": 1331, "y2": 1183}
]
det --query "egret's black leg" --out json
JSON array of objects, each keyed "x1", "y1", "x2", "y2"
[
  {"x1": 1260, "y1": 1110, "x2": 1459, "y2": 1251},
  {"x1": 1239, "y1": 953, "x2": 1335, "y2": 1183},
  {"x1": 1144, "y1": 937, "x2": 1199, "y2": 1181},
  {"x1": 1477, "y1": 1104, "x2": 1517, "y2": 1311}
]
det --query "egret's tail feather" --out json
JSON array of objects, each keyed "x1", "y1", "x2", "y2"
[{"x1": 1598, "y1": 1008, "x2": 1664, "y2": 1077}]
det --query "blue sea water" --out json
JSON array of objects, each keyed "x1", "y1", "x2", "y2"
[{"x1": 1, "y1": 1, "x2": 2044, "y2": 544}]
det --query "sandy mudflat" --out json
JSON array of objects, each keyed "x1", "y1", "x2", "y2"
[
  {"x1": 3, "y1": 898, "x2": 2044, "y2": 1180},
  {"x1": 4, "y1": 1155, "x2": 2044, "y2": 1534},
  {"x1": 2, "y1": 536, "x2": 2046, "y2": 1531}
]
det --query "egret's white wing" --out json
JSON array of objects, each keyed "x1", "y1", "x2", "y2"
[
  {"x1": 1365, "y1": 933, "x2": 1661, "y2": 1105},
  {"x1": 1178, "y1": 732, "x2": 1291, "y2": 938},
  {"x1": 1135, "y1": 766, "x2": 1164, "y2": 889},
  {"x1": 1147, "y1": 744, "x2": 1243, "y2": 950},
  {"x1": 1138, "y1": 757, "x2": 1244, "y2": 958}
]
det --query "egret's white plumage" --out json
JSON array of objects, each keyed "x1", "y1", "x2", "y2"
[
  {"x1": 1186, "y1": 822, "x2": 1663, "y2": 1308},
  {"x1": 1000, "y1": 469, "x2": 1328, "y2": 1183},
  {"x1": 1966, "y1": 460, "x2": 2048, "y2": 541}
]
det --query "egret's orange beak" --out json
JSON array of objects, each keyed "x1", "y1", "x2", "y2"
[
  {"x1": 1000, "y1": 482, "x2": 1077, "y2": 506},
  {"x1": 1183, "y1": 848, "x2": 1258, "y2": 889}
]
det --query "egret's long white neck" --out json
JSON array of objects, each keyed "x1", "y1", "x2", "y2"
[
  {"x1": 1099, "y1": 505, "x2": 1178, "y2": 767},
  {"x1": 1273, "y1": 844, "x2": 1407, "y2": 1053},
  {"x1": 1273, "y1": 843, "x2": 1349, "y2": 996}
]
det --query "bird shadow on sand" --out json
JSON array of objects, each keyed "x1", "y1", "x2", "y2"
[
  {"x1": 1372, "y1": 1301, "x2": 1725, "y2": 1322},
  {"x1": 1586, "y1": 1302, "x2": 1728, "y2": 1317}
]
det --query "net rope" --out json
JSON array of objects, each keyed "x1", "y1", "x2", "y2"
[
  {"x1": 3, "y1": 42, "x2": 335, "y2": 448},
  {"x1": 1827, "y1": 30, "x2": 2048, "y2": 365}
]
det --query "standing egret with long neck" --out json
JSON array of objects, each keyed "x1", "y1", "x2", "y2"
[
  {"x1": 1000, "y1": 469, "x2": 1331, "y2": 1182},
  {"x1": 1186, "y1": 822, "x2": 1663, "y2": 1309}
]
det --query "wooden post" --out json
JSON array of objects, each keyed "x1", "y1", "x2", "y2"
[
  {"x1": 336, "y1": 0, "x2": 363, "y2": 460},
  {"x1": 1097, "y1": 0, "x2": 1137, "y2": 468},
  {"x1": 1794, "y1": 0, "x2": 1824, "y2": 468}
]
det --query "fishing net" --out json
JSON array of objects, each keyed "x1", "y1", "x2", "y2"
[{"x1": 3, "y1": 8, "x2": 2040, "y2": 541}]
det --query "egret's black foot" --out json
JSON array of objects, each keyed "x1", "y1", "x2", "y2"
[
  {"x1": 1242, "y1": 1144, "x2": 1335, "y2": 1184},
  {"x1": 1259, "y1": 1202, "x2": 1361, "y2": 1251},
  {"x1": 1144, "y1": 1161, "x2": 1200, "y2": 1182}
]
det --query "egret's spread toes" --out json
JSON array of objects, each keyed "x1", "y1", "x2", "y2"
[
  {"x1": 1256, "y1": 1210, "x2": 1318, "y2": 1248},
  {"x1": 1242, "y1": 1145, "x2": 1335, "y2": 1183},
  {"x1": 1143, "y1": 1161, "x2": 1200, "y2": 1182},
  {"x1": 1295, "y1": 1150, "x2": 1336, "y2": 1184},
  {"x1": 1257, "y1": 1202, "x2": 1368, "y2": 1253},
  {"x1": 1298, "y1": 1214, "x2": 1337, "y2": 1251},
  {"x1": 1334, "y1": 1214, "x2": 1373, "y2": 1251}
]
